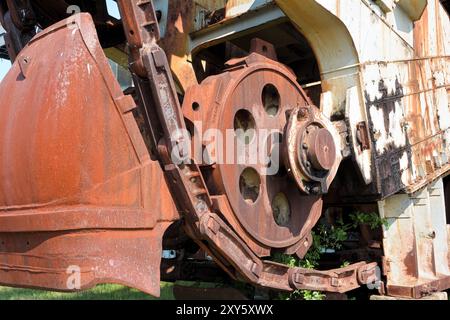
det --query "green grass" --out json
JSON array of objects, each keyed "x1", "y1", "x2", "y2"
[
  {"x1": 0, "y1": 280, "x2": 229, "y2": 300},
  {"x1": 0, "y1": 283, "x2": 175, "y2": 300}
]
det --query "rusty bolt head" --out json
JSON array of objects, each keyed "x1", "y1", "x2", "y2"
[{"x1": 297, "y1": 107, "x2": 309, "y2": 120}]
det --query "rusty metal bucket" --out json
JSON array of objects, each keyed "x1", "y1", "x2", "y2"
[{"x1": 0, "y1": 14, "x2": 178, "y2": 296}]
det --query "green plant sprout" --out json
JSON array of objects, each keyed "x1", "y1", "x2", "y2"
[{"x1": 273, "y1": 211, "x2": 387, "y2": 300}]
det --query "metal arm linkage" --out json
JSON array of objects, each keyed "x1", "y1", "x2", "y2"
[
  {"x1": 116, "y1": 0, "x2": 379, "y2": 293},
  {"x1": 0, "y1": 0, "x2": 36, "y2": 61}
]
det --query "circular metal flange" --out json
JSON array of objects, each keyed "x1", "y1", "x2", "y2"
[
  {"x1": 305, "y1": 128, "x2": 336, "y2": 171},
  {"x1": 284, "y1": 106, "x2": 341, "y2": 195}
]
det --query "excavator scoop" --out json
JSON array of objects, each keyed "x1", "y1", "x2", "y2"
[{"x1": 0, "y1": 14, "x2": 178, "y2": 296}]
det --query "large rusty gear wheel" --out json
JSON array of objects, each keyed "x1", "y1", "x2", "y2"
[{"x1": 182, "y1": 44, "x2": 340, "y2": 257}]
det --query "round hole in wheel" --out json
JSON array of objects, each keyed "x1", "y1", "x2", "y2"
[
  {"x1": 272, "y1": 192, "x2": 291, "y2": 226},
  {"x1": 262, "y1": 84, "x2": 280, "y2": 117},
  {"x1": 192, "y1": 102, "x2": 200, "y2": 111},
  {"x1": 234, "y1": 109, "x2": 256, "y2": 145},
  {"x1": 239, "y1": 168, "x2": 261, "y2": 204}
]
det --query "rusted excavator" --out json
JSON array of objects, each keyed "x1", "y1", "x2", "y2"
[{"x1": 0, "y1": 0, "x2": 449, "y2": 299}]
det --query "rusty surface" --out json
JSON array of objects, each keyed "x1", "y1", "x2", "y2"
[
  {"x1": 353, "y1": 0, "x2": 450, "y2": 200},
  {"x1": 375, "y1": 1, "x2": 450, "y2": 299},
  {"x1": 0, "y1": 0, "x2": 448, "y2": 299},
  {"x1": 356, "y1": 121, "x2": 371, "y2": 151},
  {"x1": 0, "y1": 14, "x2": 179, "y2": 296},
  {"x1": 290, "y1": 262, "x2": 378, "y2": 294},
  {"x1": 379, "y1": 178, "x2": 450, "y2": 299},
  {"x1": 182, "y1": 48, "x2": 327, "y2": 252},
  {"x1": 159, "y1": 0, "x2": 198, "y2": 91},
  {"x1": 387, "y1": 277, "x2": 450, "y2": 299},
  {"x1": 113, "y1": 0, "x2": 378, "y2": 296}
]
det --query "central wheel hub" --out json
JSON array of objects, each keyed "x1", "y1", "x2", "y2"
[
  {"x1": 305, "y1": 128, "x2": 336, "y2": 171},
  {"x1": 284, "y1": 107, "x2": 341, "y2": 196},
  {"x1": 298, "y1": 125, "x2": 336, "y2": 171},
  {"x1": 181, "y1": 49, "x2": 340, "y2": 258}
]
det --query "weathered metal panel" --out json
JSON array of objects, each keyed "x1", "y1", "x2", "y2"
[
  {"x1": 379, "y1": 178, "x2": 450, "y2": 298},
  {"x1": 0, "y1": 14, "x2": 179, "y2": 296},
  {"x1": 362, "y1": 0, "x2": 450, "y2": 197},
  {"x1": 275, "y1": 0, "x2": 449, "y2": 199},
  {"x1": 369, "y1": 0, "x2": 449, "y2": 299}
]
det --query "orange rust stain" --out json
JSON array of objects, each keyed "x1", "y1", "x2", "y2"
[
  {"x1": 434, "y1": 0, "x2": 444, "y2": 54},
  {"x1": 413, "y1": 5, "x2": 429, "y2": 57}
]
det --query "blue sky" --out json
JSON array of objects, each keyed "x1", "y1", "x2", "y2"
[
  {"x1": 0, "y1": 0, "x2": 120, "y2": 81},
  {"x1": 0, "y1": 59, "x2": 11, "y2": 81}
]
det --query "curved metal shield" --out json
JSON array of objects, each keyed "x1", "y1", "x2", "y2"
[{"x1": 0, "y1": 14, "x2": 179, "y2": 296}]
